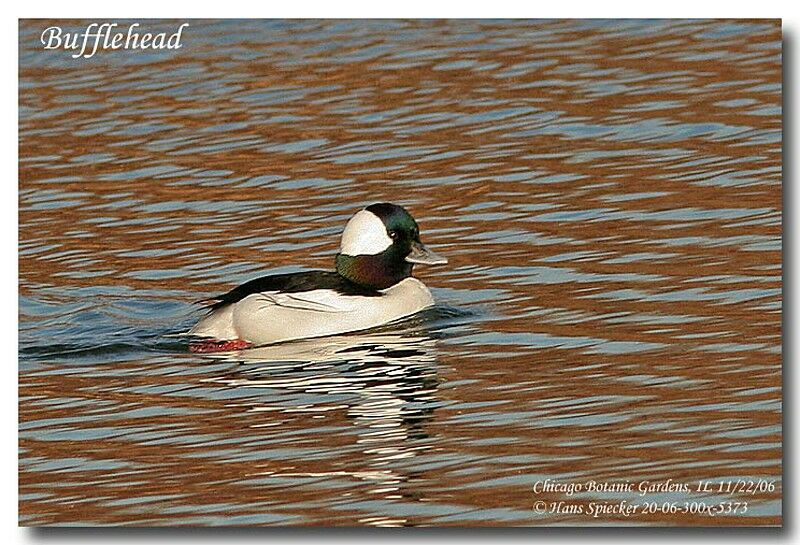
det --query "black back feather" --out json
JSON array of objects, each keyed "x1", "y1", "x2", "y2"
[{"x1": 202, "y1": 270, "x2": 382, "y2": 310}]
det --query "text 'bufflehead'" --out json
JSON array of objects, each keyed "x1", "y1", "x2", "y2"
[{"x1": 189, "y1": 203, "x2": 447, "y2": 352}]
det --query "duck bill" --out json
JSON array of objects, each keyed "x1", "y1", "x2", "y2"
[{"x1": 406, "y1": 241, "x2": 448, "y2": 265}]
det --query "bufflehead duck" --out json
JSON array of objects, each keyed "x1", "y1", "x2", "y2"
[{"x1": 189, "y1": 203, "x2": 447, "y2": 352}]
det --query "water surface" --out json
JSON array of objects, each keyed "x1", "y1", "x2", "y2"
[{"x1": 19, "y1": 19, "x2": 781, "y2": 526}]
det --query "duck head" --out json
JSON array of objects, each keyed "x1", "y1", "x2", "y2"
[{"x1": 336, "y1": 203, "x2": 447, "y2": 290}]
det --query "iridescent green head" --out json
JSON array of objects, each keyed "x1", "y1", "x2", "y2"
[{"x1": 335, "y1": 203, "x2": 447, "y2": 290}]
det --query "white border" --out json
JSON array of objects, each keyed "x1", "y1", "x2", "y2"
[
  {"x1": 9, "y1": 0, "x2": 795, "y2": 18},
  {"x1": 7, "y1": 1, "x2": 795, "y2": 543}
]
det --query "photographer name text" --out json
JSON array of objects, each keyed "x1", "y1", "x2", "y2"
[{"x1": 532, "y1": 478, "x2": 777, "y2": 520}]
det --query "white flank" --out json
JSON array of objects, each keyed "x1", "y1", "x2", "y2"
[
  {"x1": 339, "y1": 210, "x2": 393, "y2": 256},
  {"x1": 189, "y1": 278, "x2": 435, "y2": 346},
  {"x1": 189, "y1": 304, "x2": 237, "y2": 340}
]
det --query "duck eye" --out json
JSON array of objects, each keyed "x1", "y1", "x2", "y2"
[{"x1": 388, "y1": 230, "x2": 398, "y2": 239}]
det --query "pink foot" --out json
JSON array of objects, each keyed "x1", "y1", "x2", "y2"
[{"x1": 189, "y1": 338, "x2": 253, "y2": 353}]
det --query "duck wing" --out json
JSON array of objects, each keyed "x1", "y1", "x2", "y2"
[
  {"x1": 199, "y1": 270, "x2": 381, "y2": 311},
  {"x1": 255, "y1": 291, "x2": 357, "y2": 313}
]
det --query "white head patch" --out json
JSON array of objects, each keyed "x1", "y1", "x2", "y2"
[{"x1": 339, "y1": 210, "x2": 393, "y2": 256}]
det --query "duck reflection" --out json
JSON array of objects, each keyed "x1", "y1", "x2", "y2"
[{"x1": 202, "y1": 330, "x2": 440, "y2": 526}]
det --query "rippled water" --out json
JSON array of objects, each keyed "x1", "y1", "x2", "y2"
[{"x1": 19, "y1": 19, "x2": 781, "y2": 526}]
